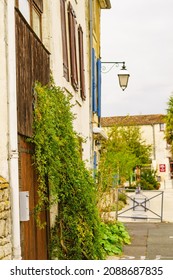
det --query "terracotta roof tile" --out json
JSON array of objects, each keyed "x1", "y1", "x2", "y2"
[{"x1": 101, "y1": 114, "x2": 166, "y2": 127}]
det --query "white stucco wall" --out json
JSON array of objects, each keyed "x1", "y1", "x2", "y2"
[
  {"x1": 42, "y1": 0, "x2": 91, "y2": 167},
  {"x1": 140, "y1": 124, "x2": 171, "y2": 182},
  {"x1": 0, "y1": 0, "x2": 9, "y2": 180}
]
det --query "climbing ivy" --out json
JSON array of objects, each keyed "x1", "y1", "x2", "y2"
[{"x1": 30, "y1": 80, "x2": 104, "y2": 259}]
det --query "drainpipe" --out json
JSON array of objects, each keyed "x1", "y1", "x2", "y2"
[
  {"x1": 89, "y1": 0, "x2": 94, "y2": 168},
  {"x1": 6, "y1": 1, "x2": 21, "y2": 259}
]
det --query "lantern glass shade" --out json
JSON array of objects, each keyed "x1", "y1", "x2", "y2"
[{"x1": 118, "y1": 68, "x2": 130, "y2": 91}]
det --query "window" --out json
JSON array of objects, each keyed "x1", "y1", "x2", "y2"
[
  {"x1": 68, "y1": 2, "x2": 78, "y2": 91},
  {"x1": 60, "y1": 0, "x2": 69, "y2": 81},
  {"x1": 17, "y1": 0, "x2": 43, "y2": 39},
  {"x1": 18, "y1": 0, "x2": 30, "y2": 23},
  {"x1": 60, "y1": 1, "x2": 86, "y2": 100},
  {"x1": 32, "y1": 3, "x2": 42, "y2": 38},
  {"x1": 160, "y1": 123, "x2": 165, "y2": 131}
]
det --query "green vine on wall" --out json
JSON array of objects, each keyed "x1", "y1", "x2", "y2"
[{"x1": 30, "y1": 79, "x2": 104, "y2": 259}]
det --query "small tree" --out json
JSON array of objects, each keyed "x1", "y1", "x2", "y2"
[
  {"x1": 118, "y1": 125, "x2": 152, "y2": 165},
  {"x1": 165, "y1": 95, "x2": 173, "y2": 153},
  {"x1": 140, "y1": 169, "x2": 160, "y2": 190},
  {"x1": 99, "y1": 125, "x2": 151, "y2": 193}
]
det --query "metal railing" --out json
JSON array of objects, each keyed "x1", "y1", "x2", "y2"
[{"x1": 117, "y1": 188, "x2": 164, "y2": 222}]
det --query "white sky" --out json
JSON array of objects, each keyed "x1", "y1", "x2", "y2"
[{"x1": 101, "y1": 0, "x2": 173, "y2": 117}]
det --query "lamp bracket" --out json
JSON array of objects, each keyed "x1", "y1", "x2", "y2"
[{"x1": 101, "y1": 61, "x2": 126, "y2": 74}]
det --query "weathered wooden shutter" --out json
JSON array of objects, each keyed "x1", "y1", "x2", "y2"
[
  {"x1": 68, "y1": 2, "x2": 78, "y2": 90},
  {"x1": 60, "y1": 0, "x2": 69, "y2": 81},
  {"x1": 15, "y1": 9, "x2": 50, "y2": 137},
  {"x1": 78, "y1": 25, "x2": 86, "y2": 100},
  {"x1": 97, "y1": 59, "x2": 101, "y2": 117}
]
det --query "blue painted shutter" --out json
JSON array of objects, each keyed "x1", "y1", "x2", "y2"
[
  {"x1": 93, "y1": 151, "x2": 97, "y2": 179},
  {"x1": 93, "y1": 151, "x2": 97, "y2": 170},
  {"x1": 97, "y1": 59, "x2": 101, "y2": 118},
  {"x1": 92, "y1": 48, "x2": 97, "y2": 112}
]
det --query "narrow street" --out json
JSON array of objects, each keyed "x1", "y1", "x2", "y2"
[
  {"x1": 108, "y1": 187, "x2": 173, "y2": 260},
  {"x1": 121, "y1": 222, "x2": 173, "y2": 260}
]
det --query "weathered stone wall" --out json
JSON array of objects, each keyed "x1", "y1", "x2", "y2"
[{"x1": 0, "y1": 176, "x2": 12, "y2": 260}]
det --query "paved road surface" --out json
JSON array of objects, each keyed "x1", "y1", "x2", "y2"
[
  {"x1": 121, "y1": 222, "x2": 173, "y2": 260},
  {"x1": 107, "y1": 188, "x2": 173, "y2": 260}
]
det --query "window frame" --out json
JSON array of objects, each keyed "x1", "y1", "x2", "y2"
[
  {"x1": 16, "y1": 0, "x2": 43, "y2": 39},
  {"x1": 160, "y1": 123, "x2": 165, "y2": 131},
  {"x1": 60, "y1": 0, "x2": 69, "y2": 81},
  {"x1": 68, "y1": 2, "x2": 78, "y2": 91}
]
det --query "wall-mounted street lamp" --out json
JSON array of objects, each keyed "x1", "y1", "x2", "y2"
[{"x1": 101, "y1": 61, "x2": 130, "y2": 91}]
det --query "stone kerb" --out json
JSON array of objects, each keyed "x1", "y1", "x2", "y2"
[{"x1": 0, "y1": 176, "x2": 12, "y2": 260}]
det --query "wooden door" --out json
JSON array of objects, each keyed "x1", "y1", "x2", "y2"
[
  {"x1": 15, "y1": 8, "x2": 50, "y2": 259},
  {"x1": 19, "y1": 136, "x2": 49, "y2": 260}
]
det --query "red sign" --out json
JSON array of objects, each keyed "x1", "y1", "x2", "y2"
[{"x1": 159, "y1": 164, "x2": 166, "y2": 172}]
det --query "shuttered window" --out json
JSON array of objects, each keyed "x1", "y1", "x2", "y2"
[
  {"x1": 97, "y1": 59, "x2": 101, "y2": 118},
  {"x1": 92, "y1": 52, "x2": 102, "y2": 117},
  {"x1": 60, "y1": 0, "x2": 69, "y2": 81},
  {"x1": 92, "y1": 48, "x2": 97, "y2": 112},
  {"x1": 78, "y1": 25, "x2": 86, "y2": 100},
  {"x1": 68, "y1": 2, "x2": 78, "y2": 91}
]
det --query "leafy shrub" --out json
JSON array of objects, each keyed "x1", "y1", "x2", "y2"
[
  {"x1": 118, "y1": 192, "x2": 127, "y2": 204},
  {"x1": 100, "y1": 221, "x2": 131, "y2": 256},
  {"x1": 140, "y1": 169, "x2": 160, "y2": 190}
]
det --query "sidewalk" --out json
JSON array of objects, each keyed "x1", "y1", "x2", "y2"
[{"x1": 162, "y1": 188, "x2": 173, "y2": 222}]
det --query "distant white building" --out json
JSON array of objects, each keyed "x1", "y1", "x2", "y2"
[{"x1": 101, "y1": 114, "x2": 173, "y2": 189}]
